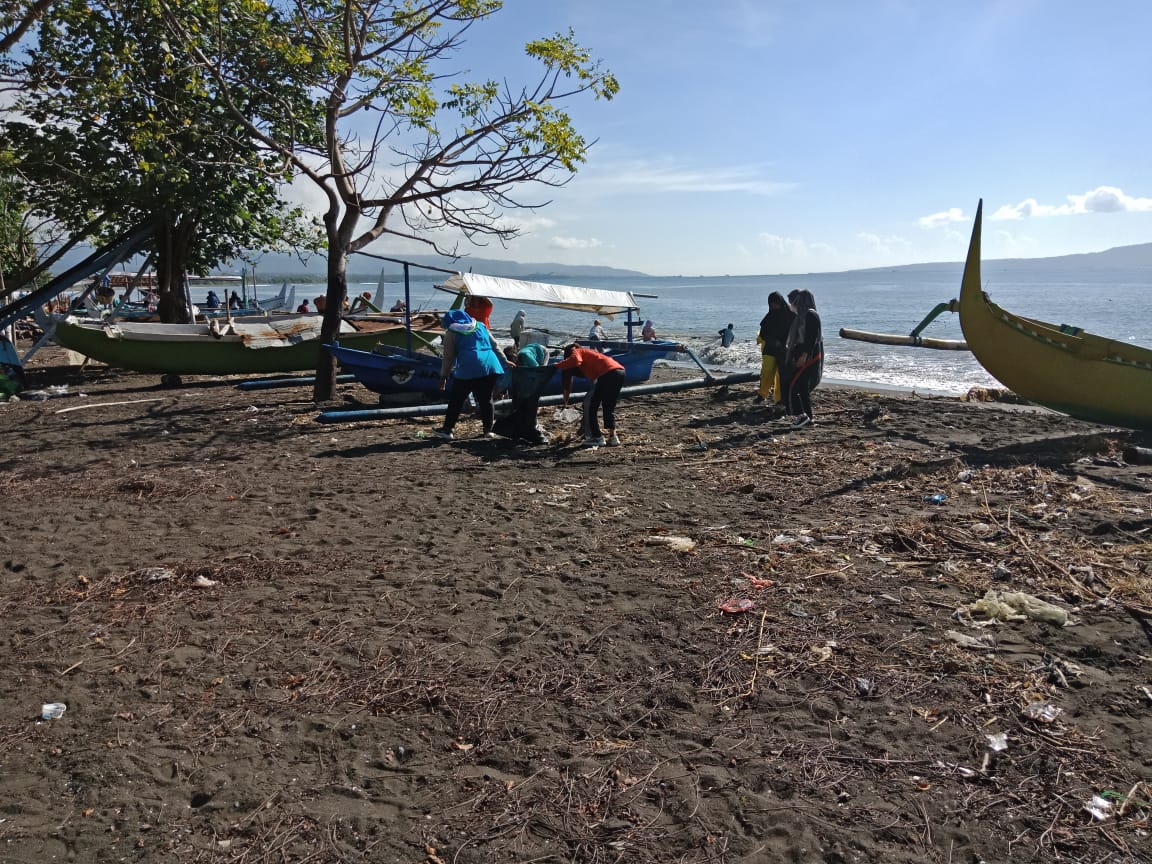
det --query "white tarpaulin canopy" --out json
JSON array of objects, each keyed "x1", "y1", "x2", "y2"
[{"x1": 437, "y1": 272, "x2": 641, "y2": 316}]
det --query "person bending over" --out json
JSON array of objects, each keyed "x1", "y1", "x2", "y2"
[{"x1": 557, "y1": 344, "x2": 625, "y2": 447}]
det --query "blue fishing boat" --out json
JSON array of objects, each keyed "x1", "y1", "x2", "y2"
[{"x1": 327, "y1": 272, "x2": 694, "y2": 401}]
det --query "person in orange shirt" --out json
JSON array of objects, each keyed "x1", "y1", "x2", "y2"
[{"x1": 556, "y1": 344, "x2": 625, "y2": 447}]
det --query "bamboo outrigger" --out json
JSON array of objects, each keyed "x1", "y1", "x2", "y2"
[{"x1": 840, "y1": 301, "x2": 968, "y2": 350}]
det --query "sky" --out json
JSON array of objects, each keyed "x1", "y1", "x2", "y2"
[{"x1": 344, "y1": 0, "x2": 1152, "y2": 277}]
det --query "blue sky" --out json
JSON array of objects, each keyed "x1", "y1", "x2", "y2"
[{"x1": 360, "y1": 0, "x2": 1152, "y2": 276}]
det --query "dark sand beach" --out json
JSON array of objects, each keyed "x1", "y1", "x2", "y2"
[{"x1": 1, "y1": 350, "x2": 1150, "y2": 863}]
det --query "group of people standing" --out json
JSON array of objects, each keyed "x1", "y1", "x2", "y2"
[
  {"x1": 430, "y1": 298, "x2": 627, "y2": 448},
  {"x1": 426, "y1": 288, "x2": 823, "y2": 446},
  {"x1": 755, "y1": 288, "x2": 823, "y2": 428}
]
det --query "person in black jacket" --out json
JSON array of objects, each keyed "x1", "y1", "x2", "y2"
[
  {"x1": 782, "y1": 289, "x2": 823, "y2": 428},
  {"x1": 755, "y1": 291, "x2": 794, "y2": 410}
]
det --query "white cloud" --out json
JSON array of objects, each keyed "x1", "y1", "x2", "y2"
[
  {"x1": 550, "y1": 236, "x2": 604, "y2": 250},
  {"x1": 990, "y1": 186, "x2": 1152, "y2": 220},
  {"x1": 856, "y1": 232, "x2": 912, "y2": 258},
  {"x1": 918, "y1": 207, "x2": 966, "y2": 228},
  {"x1": 494, "y1": 214, "x2": 556, "y2": 233},
  {"x1": 758, "y1": 234, "x2": 835, "y2": 258},
  {"x1": 600, "y1": 160, "x2": 793, "y2": 197}
]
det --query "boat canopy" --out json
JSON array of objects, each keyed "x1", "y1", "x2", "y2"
[{"x1": 437, "y1": 273, "x2": 640, "y2": 317}]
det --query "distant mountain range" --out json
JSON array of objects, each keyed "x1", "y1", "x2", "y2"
[
  {"x1": 247, "y1": 250, "x2": 647, "y2": 282},
  {"x1": 841, "y1": 242, "x2": 1152, "y2": 278},
  {"x1": 51, "y1": 239, "x2": 1152, "y2": 284},
  {"x1": 253, "y1": 242, "x2": 1152, "y2": 282}
]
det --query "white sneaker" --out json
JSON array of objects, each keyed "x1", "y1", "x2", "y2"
[
  {"x1": 431, "y1": 428, "x2": 454, "y2": 441},
  {"x1": 584, "y1": 435, "x2": 607, "y2": 447},
  {"x1": 790, "y1": 415, "x2": 812, "y2": 428},
  {"x1": 606, "y1": 433, "x2": 621, "y2": 447},
  {"x1": 483, "y1": 432, "x2": 497, "y2": 439}
]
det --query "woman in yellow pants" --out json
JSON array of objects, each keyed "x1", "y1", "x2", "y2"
[{"x1": 755, "y1": 291, "x2": 794, "y2": 407}]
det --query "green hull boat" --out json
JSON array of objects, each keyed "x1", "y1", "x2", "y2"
[{"x1": 52, "y1": 313, "x2": 442, "y2": 376}]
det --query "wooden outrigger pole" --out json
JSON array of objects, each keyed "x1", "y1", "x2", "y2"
[{"x1": 840, "y1": 299, "x2": 969, "y2": 350}]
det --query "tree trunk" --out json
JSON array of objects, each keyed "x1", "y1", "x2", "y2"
[
  {"x1": 155, "y1": 218, "x2": 195, "y2": 323},
  {"x1": 312, "y1": 250, "x2": 346, "y2": 401},
  {"x1": 313, "y1": 210, "x2": 356, "y2": 402}
]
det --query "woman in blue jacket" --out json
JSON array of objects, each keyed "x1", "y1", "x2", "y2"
[{"x1": 432, "y1": 309, "x2": 506, "y2": 441}]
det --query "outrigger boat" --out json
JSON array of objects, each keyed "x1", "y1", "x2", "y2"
[
  {"x1": 49, "y1": 311, "x2": 442, "y2": 380},
  {"x1": 958, "y1": 200, "x2": 1152, "y2": 430},
  {"x1": 327, "y1": 269, "x2": 699, "y2": 402}
]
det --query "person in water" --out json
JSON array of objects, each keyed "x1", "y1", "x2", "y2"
[
  {"x1": 432, "y1": 309, "x2": 505, "y2": 441},
  {"x1": 782, "y1": 289, "x2": 823, "y2": 428},
  {"x1": 718, "y1": 323, "x2": 735, "y2": 348},
  {"x1": 755, "y1": 292, "x2": 794, "y2": 408},
  {"x1": 556, "y1": 344, "x2": 625, "y2": 447},
  {"x1": 641, "y1": 319, "x2": 657, "y2": 341}
]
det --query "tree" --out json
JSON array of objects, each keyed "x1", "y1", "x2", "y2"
[
  {"x1": 0, "y1": 0, "x2": 52, "y2": 55},
  {"x1": 166, "y1": 0, "x2": 618, "y2": 399},
  {"x1": 4, "y1": 0, "x2": 322, "y2": 320}
]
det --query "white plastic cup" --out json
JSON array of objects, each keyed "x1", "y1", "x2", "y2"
[{"x1": 41, "y1": 703, "x2": 66, "y2": 720}]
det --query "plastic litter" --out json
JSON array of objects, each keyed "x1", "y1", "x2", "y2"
[
  {"x1": 41, "y1": 703, "x2": 66, "y2": 720},
  {"x1": 944, "y1": 629, "x2": 996, "y2": 651},
  {"x1": 1021, "y1": 701, "x2": 1063, "y2": 724},
  {"x1": 986, "y1": 732, "x2": 1009, "y2": 752},
  {"x1": 1084, "y1": 794, "x2": 1113, "y2": 821},
  {"x1": 645, "y1": 535, "x2": 696, "y2": 553},
  {"x1": 554, "y1": 407, "x2": 581, "y2": 423},
  {"x1": 810, "y1": 644, "x2": 834, "y2": 663},
  {"x1": 964, "y1": 589, "x2": 1069, "y2": 626},
  {"x1": 923, "y1": 494, "x2": 948, "y2": 505},
  {"x1": 718, "y1": 598, "x2": 755, "y2": 614}
]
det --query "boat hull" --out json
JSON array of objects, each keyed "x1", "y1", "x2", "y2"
[
  {"x1": 330, "y1": 340, "x2": 682, "y2": 400},
  {"x1": 958, "y1": 201, "x2": 1152, "y2": 430},
  {"x1": 52, "y1": 316, "x2": 438, "y2": 376}
]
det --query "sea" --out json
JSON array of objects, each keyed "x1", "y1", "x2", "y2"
[{"x1": 258, "y1": 262, "x2": 1152, "y2": 396}]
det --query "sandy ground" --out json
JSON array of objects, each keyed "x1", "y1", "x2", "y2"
[{"x1": 1, "y1": 349, "x2": 1150, "y2": 864}]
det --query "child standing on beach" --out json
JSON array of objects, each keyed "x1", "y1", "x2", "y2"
[{"x1": 557, "y1": 345, "x2": 625, "y2": 447}]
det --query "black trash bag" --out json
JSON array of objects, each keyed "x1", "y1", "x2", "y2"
[{"x1": 493, "y1": 365, "x2": 556, "y2": 444}]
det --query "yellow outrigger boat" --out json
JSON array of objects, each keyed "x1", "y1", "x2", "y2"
[{"x1": 959, "y1": 199, "x2": 1152, "y2": 430}]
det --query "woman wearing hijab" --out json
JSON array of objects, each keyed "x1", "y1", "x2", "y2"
[
  {"x1": 782, "y1": 289, "x2": 823, "y2": 428},
  {"x1": 755, "y1": 292, "x2": 794, "y2": 408},
  {"x1": 464, "y1": 295, "x2": 493, "y2": 328},
  {"x1": 510, "y1": 309, "x2": 526, "y2": 345},
  {"x1": 641, "y1": 320, "x2": 657, "y2": 342},
  {"x1": 431, "y1": 309, "x2": 505, "y2": 441}
]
